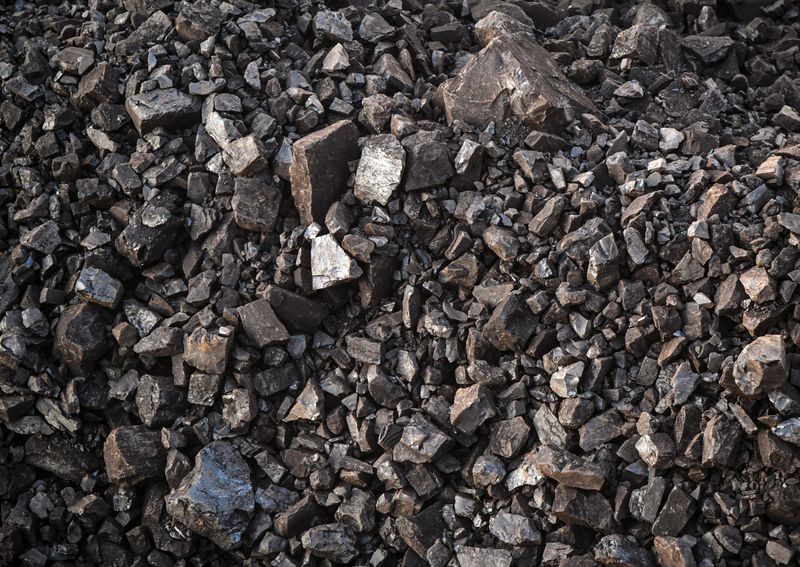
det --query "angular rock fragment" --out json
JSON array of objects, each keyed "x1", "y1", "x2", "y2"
[
  {"x1": 733, "y1": 335, "x2": 787, "y2": 397},
  {"x1": 264, "y1": 285, "x2": 329, "y2": 333},
  {"x1": 311, "y1": 234, "x2": 362, "y2": 290},
  {"x1": 183, "y1": 328, "x2": 232, "y2": 375},
  {"x1": 132, "y1": 327, "x2": 184, "y2": 357},
  {"x1": 166, "y1": 441, "x2": 254, "y2": 550},
  {"x1": 54, "y1": 303, "x2": 109, "y2": 376},
  {"x1": 652, "y1": 487, "x2": 694, "y2": 537},
  {"x1": 354, "y1": 135, "x2": 405, "y2": 205},
  {"x1": 440, "y1": 32, "x2": 596, "y2": 140},
  {"x1": 175, "y1": 1, "x2": 223, "y2": 41},
  {"x1": 74, "y1": 267, "x2": 123, "y2": 308},
  {"x1": 285, "y1": 379, "x2": 325, "y2": 422},
  {"x1": 635, "y1": 433, "x2": 676, "y2": 470},
  {"x1": 489, "y1": 511, "x2": 541, "y2": 546},
  {"x1": 290, "y1": 120, "x2": 360, "y2": 225},
  {"x1": 115, "y1": 191, "x2": 181, "y2": 267},
  {"x1": 587, "y1": 234, "x2": 619, "y2": 290},
  {"x1": 456, "y1": 547, "x2": 513, "y2": 567},
  {"x1": 450, "y1": 384, "x2": 496, "y2": 435},
  {"x1": 595, "y1": 535, "x2": 656, "y2": 567},
  {"x1": 483, "y1": 225, "x2": 519, "y2": 262},
  {"x1": 231, "y1": 178, "x2": 281, "y2": 232},
  {"x1": 104, "y1": 426, "x2": 166, "y2": 485},
  {"x1": 124, "y1": 89, "x2": 201, "y2": 135},
  {"x1": 483, "y1": 293, "x2": 535, "y2": 351},
  {"x1": 550, "y1": 361, "x2": 583, "y2": 398},
  {"x1": 238, "y1": 298, "x2": 289, "y2": 348},
  {"x1": 301, "y1": 524, "x2": 357, "y2": 563},
  {"x1": 225, "y1": 135, "x2": 269, "y2": 177},
  {"x1": 135, "y1": 374, "x2": 186, "y2": 427},
  {"x1": 394, "y1": 413, "x2": 454, "y2": 464},
  {"x1": 702, "y1": 414, "x2": 742, "y2": 468},
  {"x1": 403, "y1": 134, "x2": 454, "y2": 190},
  {"x1": 26, "y1": 435, "x2": 99, "y2": 482},
  {"x1": 553, "y1": 485, "x2": 616, "y2": 533},
  {"x1": 653, "y1": 536, "x2": 696, "y2": 567},
  {"x1": 20, "y1": 220, "x2": 61, "y2": 254},
  {"x1": 532, "y1": 447, "x2": 605, "y2": 490}
]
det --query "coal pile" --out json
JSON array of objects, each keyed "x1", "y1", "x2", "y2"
[{"x1": 4, "y1": 0, "x2": 800, "y2": 565}]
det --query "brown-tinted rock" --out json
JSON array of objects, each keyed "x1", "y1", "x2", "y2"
[
  {"x1": 104, "y1": 425, "x2": 166, "y2": 485},
  {"x1": 532, "y1": 447, "x2": 605, "y2": 490},
  {"x1": 594, "y1": 535, "x2": 656, "y2": 567},
  {"x1": 289, "y1": 120, "x2": 360, "y2": 225},
  {"x1": 232, "y1": 178, "x2": 281, "y2": 232},
  {"x1": 440, "y1": 32, "x2": 596, "y2": 141},
  {"x1": 450, "y1": 384, "x2": 496, "y2": 435},
  {"x1": 483, "y1": 293, "x2": 536, "y2": 351},
  {"x1": 733, "y1": 335, "x2": 787, "y2": 397},
  {"x1": 701, "y1": 414, "x2": 742, "y2": 468},
  {"x1": 181, "y1": 328, "x2": 229, "y2": 374},
  {"x1": 553, "y1": 485, "x2": 616, "y2": 533},
  {"x1": 653, "y1": 536, "x2": 696, "y2": 567},
  {"x1": 54, "y1": 303, "x2": 110, "y2": 376}
]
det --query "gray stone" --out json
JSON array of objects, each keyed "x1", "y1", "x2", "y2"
[
  {"x1": 353, "y1": 135, "x2": 405, "y2": 205},
  {"x1": 75, "y1": 267, "x2": 123, "y2": 308},
  {"x1": 311, "y1": 234, "x2": 362, "y2": 290},
  {"x1": 125, "y1": 88, "x2": 201, "y2": 135}
]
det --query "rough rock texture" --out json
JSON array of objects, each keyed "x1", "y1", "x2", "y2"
[
  {"x1": 289, "y1": 120, "x2": 360, "y2": 225},
  {"x1": 165, "y1": 441, "x2": 255, "y2": 550},
  {"x1": 440, "y1": 31, "x2": 596, "y2": 141},
  {"x1": 4, "y1": 0, "x2": 800, "y2": 565}
]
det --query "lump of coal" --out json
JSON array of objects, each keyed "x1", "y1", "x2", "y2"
[{"x1": 166, "y1": 441, "x2": 254, "y2": 550}]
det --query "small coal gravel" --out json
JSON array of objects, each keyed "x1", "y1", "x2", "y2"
[{"x1": 2, "y1": 0, "x2": 800, "y2": 566}]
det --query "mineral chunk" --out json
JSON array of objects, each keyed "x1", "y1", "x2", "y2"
[
  {"x1": 532, "y1": 447, "x2": 605, "y2": 490},
  {"x1": 124, "y1": 89, "x2": 201, "y2": 135},
  {"x1": 20, "y1": 220, "x2": 61, "y2": 254},
  {"x1": 290, "y1": 120, "x2": 360, "y2": 225},
  {"x1": 231, "y1": 178, "x2": 281, "y2": 232},
  {"x1": 301, "y1": 524, "x2": 357, "y2": 563},
  {"x1": 733, "y1": 335, "x2": 788, "y2": 397},
  {"x1": 353, "y1": 135, "x2": 405, "y2": 205},
  {"x1": 54, "y1": 303, "x2": 109, "y2": 376},
  {"x1": 394, "y1": 413, "x2": 454, "y2": 463},
  {"x1": 483, "y1": 293, "x2": 536, "y2": 351},
  {"x1": 104, "y1": 426, "x2": 166, "y2": 485},
  {"x1": 26, "y1": 435, "x2": 99, "y2": 482},
  {"x1": 183, "y1": 328, "x2": 232, "y2": 374},
  {"x1": 311, "y1": 234, "x2": 363, "y2": 290},
  {"x1": 74, "y1": 267, "x2": 123, "y2": 308},
  {"x1": 238, "y1": 298, "x2": 289, "y2": 347},
  {"x1": 135, "y1": 374, "x2": 186, "y2": 427},
  {"x1": 166, "y1": 441, "x2": 255, "y2": 550},
  {"x1": 553, "y1": 485, "x2": 616, "y2": 533},
  {"x1": 450, "y1": 384, "x2": 496, "y2": 435},
  {"x1": 440, "y1": 32, "x2": 596, "y2": 140}
]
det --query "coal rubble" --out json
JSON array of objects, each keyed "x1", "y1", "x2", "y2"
[{"x1": 6, "y1": 1, "x2": 800, "y2": 567}]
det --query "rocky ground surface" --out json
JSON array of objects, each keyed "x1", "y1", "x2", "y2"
[{"x1": 2, "y1": 0, "x2": 800, "y2": 565}]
